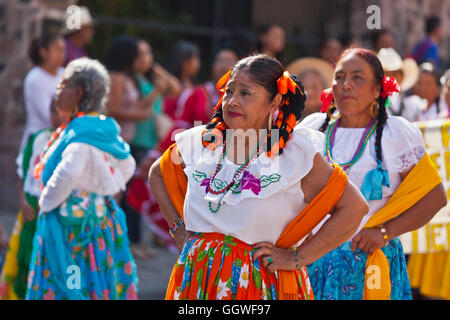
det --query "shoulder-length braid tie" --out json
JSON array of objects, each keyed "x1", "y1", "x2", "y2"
[{"x1": 266, "y1": 71, "x2": 304, "y2": 158}]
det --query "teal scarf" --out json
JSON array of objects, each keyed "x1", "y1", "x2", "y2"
[{"x1": 39, "y1": 115, "x2": 131, "y2": 299}]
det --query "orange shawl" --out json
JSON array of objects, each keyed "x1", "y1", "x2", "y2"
[{"x1": 160, "y1": 143, "x2": 348, "y2": 300}]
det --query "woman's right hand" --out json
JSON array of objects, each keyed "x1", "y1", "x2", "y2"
[{"x1": 173, "y1": 224, "x2": 193, "y2": 254}]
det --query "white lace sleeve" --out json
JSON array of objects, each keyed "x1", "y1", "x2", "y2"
[{"x1": 382, "y1": 116, "x2": 426, "y2": 174}]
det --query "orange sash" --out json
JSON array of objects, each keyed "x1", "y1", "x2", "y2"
[{"x1": 160, "y1": 143, "x2": 348, "y2": 300}]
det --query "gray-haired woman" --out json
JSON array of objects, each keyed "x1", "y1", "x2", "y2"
[{"x1": 26, "y1": 58, "x2": 138, "y2": 300}]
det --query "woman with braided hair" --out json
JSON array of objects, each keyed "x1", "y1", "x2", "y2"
[
  {"x1": 300, "y1": 48, "x2": 447, "y2": 300},
  {"x1": 149, "y1": 53, "x2": 369, "y2": 300}
]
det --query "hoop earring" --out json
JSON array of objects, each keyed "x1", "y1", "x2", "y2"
[
  {"x1": 70, "y1": 105, "x2": 79, "y2": 118},
  {"x1": 326, "y1": 103, "x2": 341, "y2": 121},
  {"x1": 370, "y1": 101, "x2": 379, "y2": 119},
  {"x1": 268, "y1": 112, "x2": 274, "y2": 131}
]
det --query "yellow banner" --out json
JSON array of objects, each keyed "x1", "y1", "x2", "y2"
[{"x1": 400, "y1": 119, "x2": 450, "y2": 254}]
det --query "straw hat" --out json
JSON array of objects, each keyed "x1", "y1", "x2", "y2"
[
  {"x1": 377, "y1": 48, "x2": 419, "y2": 92},
  {"x1": 61, "y1": 6, "x2": 95, "y2": 36},
  {"x1": 286, "y1": 57, "x2": 334, "y2": 88}
]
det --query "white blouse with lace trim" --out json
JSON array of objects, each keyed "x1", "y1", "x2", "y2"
[
  {"x1": 299, "y1": 113, "x2": 426, "y2": 239},
  {"x1": 174, "y1": 124, "x2": 324, "y2": 245}
]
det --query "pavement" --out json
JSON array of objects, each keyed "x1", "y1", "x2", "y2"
[{"x1": 0, "y1": 210, "x2": 179, "y2": 300}]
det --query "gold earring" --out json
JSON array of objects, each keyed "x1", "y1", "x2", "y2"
[
  {"x1": 70, "y1": 105, "x2": 79, "y2": 118},
  {"x1": 268, "y1": 112, "x2": 274, "y2": 130},
  {"x1": 370, "y1": 101, "x2": 379, "y2": 119},
  {"x1": 327, "y1": 103, "x2": 341, "y2": 121}
]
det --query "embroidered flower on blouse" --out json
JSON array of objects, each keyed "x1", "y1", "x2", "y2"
[
  {"x1": 241, "y1": 171, "x2": 262, "y2": 195},
  {"x1": 200, "y1": 170, "x2": 262, "y2": 195}
]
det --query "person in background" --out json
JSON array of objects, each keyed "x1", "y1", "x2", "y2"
[
  {"x1": 105, "y1": 35, "x2": 162, "y2": 144},
  {"x1": 0, "y1": 98, "x2": 63, "y2": 300},
  {"x1": 318, "y1": 38, "x2": 343, "y2": 67},
  {"x1": 411, "y1": 16, "x2": 442, "y2": 69},
  {"x1": 17, "y1": 34, "x2": 65, "y2": 177},
  {"x1": 371, "y1": 29, "x2": 395, "y2": 53},
  {"x1": 256, "y1": 24, "x2": 286, "y2": 61},
  {"x1": 105, "y1": 35, "x2": 164, "y2": 259},
  {"x1": 130, "y1": 39, "x2": 180, "y2": 164},
  {"x1": 123, "y1": 39, "x2": 181, "y2": 252},
  {"x1": 62, "y1": 6, "x2": 94, "y2": 67},
  {"x1": 413, "y1": 62, "x2": 446, "y2": 121},
  {"x1": 377, "y1": 48, "x2": 427, "y2": 122},
  {"x1": 287, "y1": 57, "x2": 334, "y2": 120},
  {"x1": 164, "y1": 41, "x2": 202, "y2": 123},
  {"x1": 26, "y1": 58, "x2": 138, "y2": 300},
  {"x1": 168, "y1": 40, "x2": 201, "y2": 91}
]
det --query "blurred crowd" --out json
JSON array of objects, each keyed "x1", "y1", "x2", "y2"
[{"x1": 1, "y1": 6, "x2": 449, "y2": 281}]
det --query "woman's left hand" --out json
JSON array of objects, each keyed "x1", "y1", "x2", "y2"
[
  {"x1": 351, "y1": 228, "x2": 386, "y2": 255},
  {"x1": 252, "y1": 242, "x2": 296, "y2": 273}
]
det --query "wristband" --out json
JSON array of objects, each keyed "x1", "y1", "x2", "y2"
[
  {"x1": 379, "y1": 224, "x2": 389, "y2": 246},
  {"x1": 169, "y1": 217, "x2": 184, "y2": 238},
  {"x1": 290, "y1": 247, "x2": 301, "y2": 272}
]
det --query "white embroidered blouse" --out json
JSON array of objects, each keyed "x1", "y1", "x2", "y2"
[
  {"x1": 174, "y1": 124, "x2": 324, "y2": 245},
  {"x1": 299, "y1": 113, "x2": 426, "y2": 240},
  {"x1": 39, "y1": 142, "x2": 136, "y2": 213}
]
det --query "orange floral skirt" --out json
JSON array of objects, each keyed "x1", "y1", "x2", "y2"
[{"x1": 165, "y1": 232, "x2": 314, "y2": 300}]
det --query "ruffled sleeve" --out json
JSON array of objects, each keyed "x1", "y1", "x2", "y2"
[
  {"x1": 382, "y1": 116, "x2": 426, "y2": 174},
  {"x1": 174, "y1": 125, "x2": 208, "y2": 170},
  {"x1": 298, "y1": 112, "x2": 328, "y2": 131}
]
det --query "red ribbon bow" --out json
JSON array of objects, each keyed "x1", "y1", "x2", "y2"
[
  {"x1": 380, "y1": 76, "x2": 400, "y2": 98},
  {"x1": 320, "y1": 88, "x2": 334, "y2": 113}
]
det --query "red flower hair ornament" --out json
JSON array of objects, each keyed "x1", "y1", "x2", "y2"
[{"x1": 380, "y1": 76, "x2": 400, "y2": 98}]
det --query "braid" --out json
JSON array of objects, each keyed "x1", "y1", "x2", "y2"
[
  {"x1": 266, "y1": 74, "x2": 306, "y2": 156},
  {"x1": 202, "y1": 101, "x2": 227, "y2": 149},
  {"x1": 319, "y1": 113, "x2": 331, "y2": 133},
  {"x1": 374, "y1": 95, "x2": 388, "y2": 165}
]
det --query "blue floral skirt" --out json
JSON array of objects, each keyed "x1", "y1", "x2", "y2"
[
  {"x1": 26, "y1": 196, "x2": 138, "y2": 300},
  {"x1": 306, "y1": 238, "x2": 412, "y2": 300}
]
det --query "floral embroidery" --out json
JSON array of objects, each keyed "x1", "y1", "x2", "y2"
[{"x1": 193, "y1": 170, "x2": 281, "y2": 195}]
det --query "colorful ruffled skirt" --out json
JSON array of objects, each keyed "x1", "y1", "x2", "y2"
[
  {"x1": 165, "y1": 232, "x2": 314, "y2": 300},
  {"x1": 307, "y1": 238, "x2": 412, "y2": 300},
  {"x1": 26, "y1": 196, "x2": 138, "y2": 300}
]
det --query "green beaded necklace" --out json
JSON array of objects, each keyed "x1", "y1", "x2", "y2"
[{"x1": 207, "y1": 130, "x2": 267, "y2": 213}]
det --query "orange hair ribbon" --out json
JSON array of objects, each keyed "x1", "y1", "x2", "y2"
[
  {"x1": 216, "y1": 69, "x2": 232, "y2": 92},
  {"x1": 277, "y1": 71, "x2": 302, "y2": 96}
]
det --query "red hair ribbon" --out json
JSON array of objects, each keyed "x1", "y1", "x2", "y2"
[
  {"x1": 277, "y1": 71, "x2": 301, "y2": 96},
  {"x1": 380, "y1": 76, "x2": 400, "y2": 98},
  {"x1": 320, "y1": 88, "x2": 334, "y2": 113}
]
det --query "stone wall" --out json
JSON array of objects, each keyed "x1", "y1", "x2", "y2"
[{"x1": 0, "y1": 0, "x2": 72, "y2": 212}]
